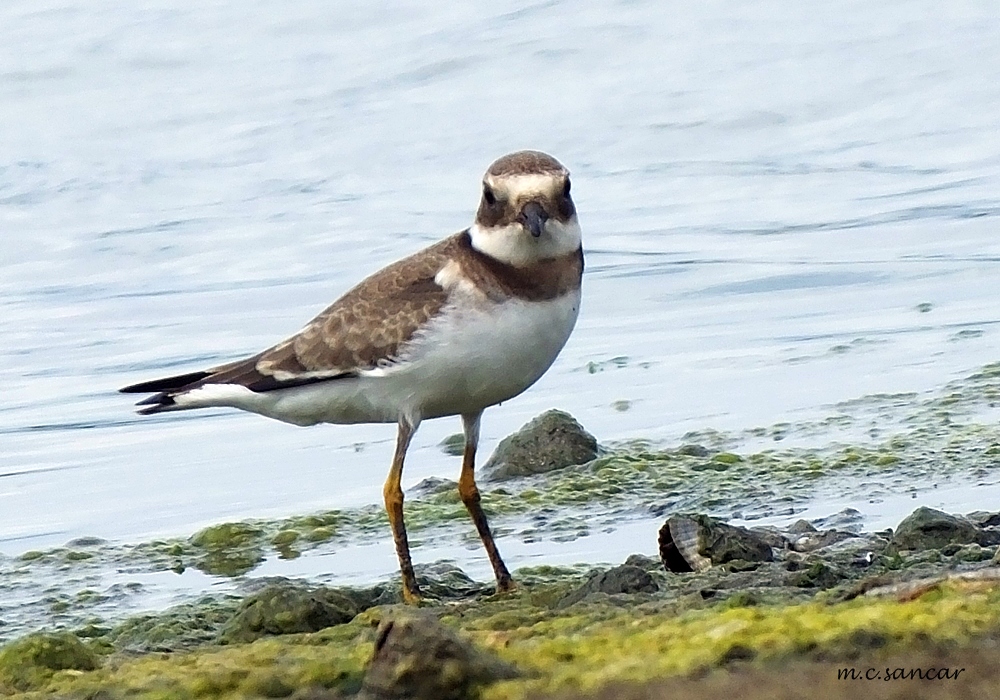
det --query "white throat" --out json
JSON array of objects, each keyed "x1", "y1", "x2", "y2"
[{"x1": 469, "y1": 218, "x2": 582, "y2": 267}]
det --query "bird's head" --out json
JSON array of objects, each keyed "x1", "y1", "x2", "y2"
[{"x1": 470, "y1": 150, "x2": 581, "y2": 268}]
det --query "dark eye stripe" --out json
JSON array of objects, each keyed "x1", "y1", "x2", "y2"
[{"x1": 483, "y1": 184, "x2": 497, "y2": 206}]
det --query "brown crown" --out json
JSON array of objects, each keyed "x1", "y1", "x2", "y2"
[{"x1": 486, "y1": 150, "x2": 567, "y2": 177}]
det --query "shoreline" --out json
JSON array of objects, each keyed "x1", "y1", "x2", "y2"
[{"x1": 3, "y1": 361, "x2": 1000, "y2": 697}]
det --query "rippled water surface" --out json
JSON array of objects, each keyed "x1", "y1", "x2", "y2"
[{"x1": 3, "y1": 0, "x2": 1000, "y2": 598}]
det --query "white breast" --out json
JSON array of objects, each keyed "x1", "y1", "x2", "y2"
[
  {"x1": 219, "y1": 290, "x2": 580, "y2": 426},
  {"x1": 393, "y1": 289, "x2": 582, "y2": 420}
]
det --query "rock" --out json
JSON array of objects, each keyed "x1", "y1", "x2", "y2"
[
  {"x1": 811, "y1": 508, "x2": 865, "y2": 534},
  {"x1": 220, "y1": 582, "x2": 358, "y2": 643},
  {"x1": 785, "y1": 560, "x2": 847, "y2": 589},
  {"x1": 623, "y1": 553, "x2": 661, "y2": 571},
  {"x1": 411, "y1": 477, "x2": 458, "y2": 496},
  {"x1": 482, "y1": 410, "x2": 598, "y2": 481},
  {"x1": 558, "y1": 564, "x2": 658, "y2": 607},
  {"x1": 0, "y1": 632, "x2": 99, "y2": 691},
  {"x1": 658, "y1": 515, "x2": 774, "y2": 573},
  {"x1": 748, "y1": 526, "x2": 787, "y2": 550},
  {"x1": 892, "y1": 507, "x2": 979, "y2": 551},
  {"x1": 346, "y1": 584, "x2": 400, "y2": 610},
  {"x1": 965, "y1": 510, "x2": 999, "y2": 527},
  {"x1": 953, "y1": 543, "x2": 991, "y2": 563},
  {"x1": 360, "y1": 613, "x2": 519, "y2": 700},
  {"x1": 676, "y1": 444, "x2": 710, "y2": 457},
  {"x1": 189, "y1": 521, "x2": 266, "y2": 577},
  {"x1": 790, "y1": 530, "x2": 854, "y2": 553},
  {"x1": 110, "y1": 599, "x2": 241, "y2": 652},
  {"x1": 787, "y1": 519, "x2": 817, "y2": 535},
  {"x1": 438, "y1": 434, "x2": 466, "y2": 457},
  {"x1": 413, "y1": 562, "x2": 493, "y2": 600}
]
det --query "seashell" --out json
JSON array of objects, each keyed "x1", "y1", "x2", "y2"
[
  {"x1": 659, "y1": 514, "x2": 774, "y2": 573},
  {"x1": 658, "y1": 516, "x2": 713, "y2": 572}
]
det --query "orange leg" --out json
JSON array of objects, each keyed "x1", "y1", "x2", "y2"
[
  {"x1": 459, "y1": 412, "x2": 513, "y2": 592},
  {"x1": 384, "y1": 418, "x2": 421, "y2": 604}
]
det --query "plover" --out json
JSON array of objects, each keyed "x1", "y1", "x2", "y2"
[{"x1": 121, "y1": 150, "x2": 583, "y2": 603}]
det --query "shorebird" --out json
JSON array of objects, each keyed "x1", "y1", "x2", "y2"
[{"x1": 121, "y1": 150, "x2": 583, "y2": 603}]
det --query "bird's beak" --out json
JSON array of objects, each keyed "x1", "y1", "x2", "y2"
[{"x1": 519, "y1": 201, "x2": 549, "y2": 238}]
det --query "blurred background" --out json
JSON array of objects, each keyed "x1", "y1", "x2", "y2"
[{"x1": 1, "y1": 0, "x2": 999, "y2": 580}]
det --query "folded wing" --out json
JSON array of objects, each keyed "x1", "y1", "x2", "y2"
[{"x1": 121, "y1": 238, "x2": 454, "y2": 413}]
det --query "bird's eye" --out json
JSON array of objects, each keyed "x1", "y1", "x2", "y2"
[
  {"x1": 483, "y1": 184, "x2": 496, "y2": 206},
  {"x1": 562, "y1": 179, "x2": 571, "y2": 197}
]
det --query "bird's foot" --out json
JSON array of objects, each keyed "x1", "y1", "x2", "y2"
[
  {"x1": 401, "y1": 583, "x2": 423, "y2": 605},
  {"x1": 495, "y1": 576, "x2": 517, "y2": 595}
]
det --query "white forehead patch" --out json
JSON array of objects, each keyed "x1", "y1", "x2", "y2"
[{"x1": 487, "y1": 173, "x2": 565, "y2": 200}]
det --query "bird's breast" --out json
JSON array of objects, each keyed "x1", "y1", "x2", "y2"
[{"x1": 387, "y1": 289, "x2": 581, "y2": 419}]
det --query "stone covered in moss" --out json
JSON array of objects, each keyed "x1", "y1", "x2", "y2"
[
  {"x1": 220, "y1": 582, "x2": 360, "y2": 643},
  {"x1": 189, "y1": 521, "x2": 267, "y2": 576},
  {"x1": 558, "y1": 564, "x2": 659, "y2": 607},
  {"x1": 0, "y1": 632, "x2": 99, "y2": 691},
  {"x1": 439, "y1": 434, "x2": 466, "y2": 456},
  {"x1": 414, "y1": 562, "x2": 494, "y2": 601},
  {"x1": 111, "y1": 597, "x2": 242, "y2": 652},
  {"x1": 483, "y1": 410, "x2": 599, "y2": 481},
  {"x1": 892, "y1": 506, "x2": 980, "y2": 551},
  {"x1": 361, "y1": 612, "x2": 519, "y2": 700}
]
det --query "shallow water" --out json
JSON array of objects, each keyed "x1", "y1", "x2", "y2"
[{"x1": 2, "y1": 0, "x2": 1000, "y2": 612}]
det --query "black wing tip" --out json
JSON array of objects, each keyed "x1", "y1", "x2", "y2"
[{"x1": 119, "y1": 370, "x2": 214, "y2": 395}]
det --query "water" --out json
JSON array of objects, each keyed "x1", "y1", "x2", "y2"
[{"x1": 2, "y1": 0, "x2": 1000, "y2": 592}]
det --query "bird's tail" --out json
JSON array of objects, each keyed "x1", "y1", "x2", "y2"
[{"x1": 120, "y1": 370, "x2": 214, "y2": 415}]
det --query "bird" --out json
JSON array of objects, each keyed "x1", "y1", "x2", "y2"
[{"x1": 120, "y1": 150, "x2": 584, "y2": 603}]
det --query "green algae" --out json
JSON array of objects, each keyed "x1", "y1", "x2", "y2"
[
  {"x1": 190, "y1": 523, "x2": 264, "y2": 549},
  {"x1": 0, "y1": 632, "x2": 99, "y2": 692},
  {"x1": 5, "y1": 359, "x2": 1000, "y2": 652},
  {"x1": 110, "y1": 596, "x2": 243, "y2": 652},
  {"x1": 188, "y1": 523, "x2": 266, "y2": 577},
  {"x1": 6, "y1": 622, "x2": 371, "y2": 699},
  {"x1": 477, "y1": 580, "x2": 1000, "y2": 698},
  {"x1": 13, "y1": 416, "x2": 995, "y2": 583},
  {"x1": 219, "y1": 584, "x2": 359, "y2": 644},
  {"x1": 270, "y1": 529, "x2": 299, "y2": 547},
  {"x1": 5, "y1": 576, "x2": 1000, "y2": 699},
  {"x1": 440, "y1": 433, "x2": 466, "y2": 456}
]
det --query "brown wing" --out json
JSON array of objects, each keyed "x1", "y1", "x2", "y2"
[{"x1": 122, "y1": 236, "x2": 455, "y2": 401}]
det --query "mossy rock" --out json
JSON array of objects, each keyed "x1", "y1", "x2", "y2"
[
  {"x1": 439, "y1": 433, "x2": 466, "y2": 456},
  {"x1": 219, "y1": 583, "x2": 359, "y2": 643},
  {"x1": 413, "y1": 562, "x2": 493, "y2": 600},
  {"x1": 482, "y1": 409, "x2": 599, "y2": 481},
  {"x1": 786, "y1": 560, "x2": 847, "y2": 589},
  {"x1": 892, "y1": 507, "x2": 979, "y2": 551},
  {"x1": 0, "y1": 632, "x2": 99, "y2": 691},
  {"x1": 360, "y1": 612, "x2": 519, "y2": 699},
  {"x1": 190, "y1": 521, "x2": 264, "y2": 548},
  {"x1": 189, "y1": 521, "x2": 266, "y2": 576},
  {"x1": 558, "y1": 564, "x2": 659, "y2": 607},
  {"x1": 110, "y1": 598, "x2": 241, "y2": 652}
]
